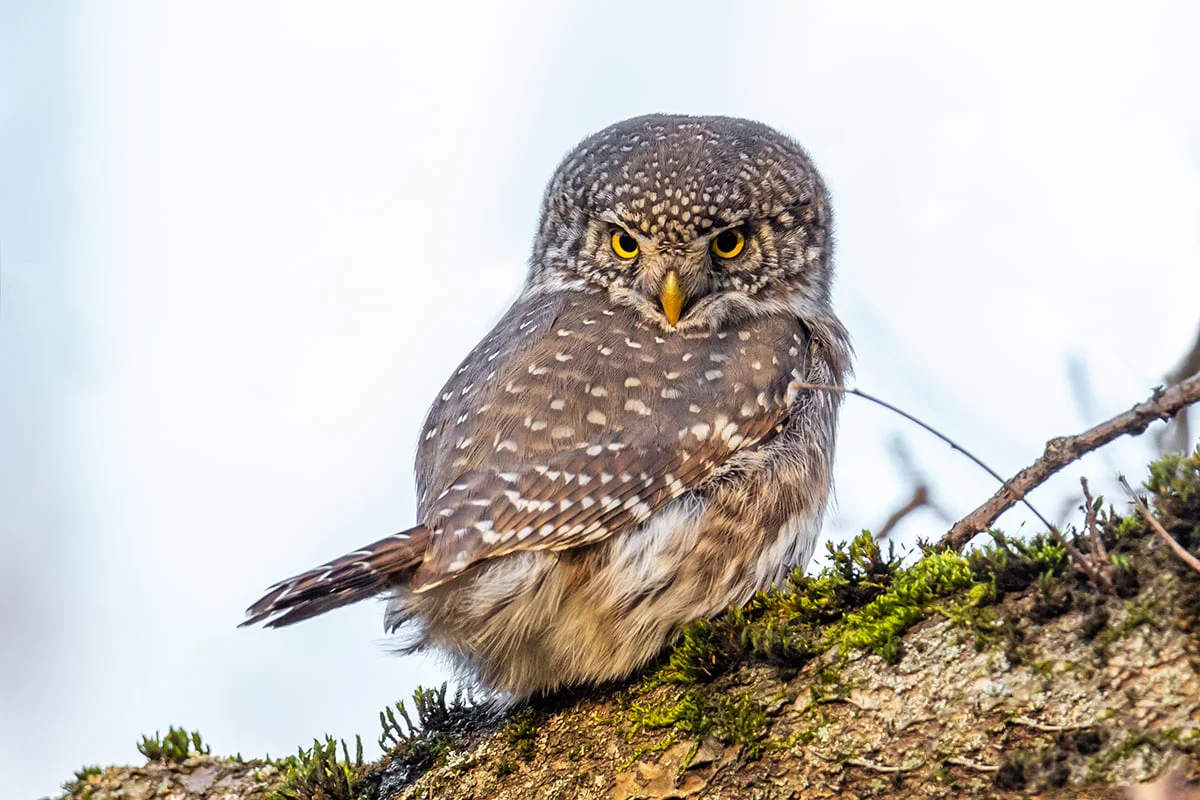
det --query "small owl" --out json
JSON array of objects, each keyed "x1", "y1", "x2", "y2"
[{"x1": 244, "y1": 115, "x2": 852, "y2": 699}]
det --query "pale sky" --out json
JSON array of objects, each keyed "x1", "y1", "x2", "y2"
[{"x1": 2, "y1": 2, "x2": 1198, "y2": 797}]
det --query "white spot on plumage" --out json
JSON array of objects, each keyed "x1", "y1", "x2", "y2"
[
  {"x1": 625, "y1": 398, "x2": 651, "y2": 415},
  {"x1": 587, "y1": 410, "x2": 607, "y2": 425},
  {"x1": 705, "y1": 369, "x2": 724, "y2": 381},
  {"x1": 624, "y1": 377, "x2": 641, "y2": 387},
  {"x1": 496, "y1": 440, "x2": 518, "y2": 453}
]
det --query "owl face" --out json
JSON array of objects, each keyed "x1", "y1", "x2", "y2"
[{"x1": 530, "y1": 115, "x2": 833, "y2": 331}]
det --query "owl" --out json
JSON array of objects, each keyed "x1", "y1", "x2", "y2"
[{"x1": 244, "y1": 114, "x2": 852, "y2": 699}]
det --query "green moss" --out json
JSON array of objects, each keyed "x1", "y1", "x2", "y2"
[
  {"x1": 137, "y1": 727, "x2": 210, "y2": 762},
  {"x1": 269, "y1": 736, "x2": 365, "y2": 800},
  {"x1": 60, "y1": 766, "x2": 102, "y2": 800},
  {"x1": 500, "y1": 712, "x2": 538, "y2": 762},
  {"x1": 710, "y1": 692, "x2": 770, "y2": 759},
  {"x1": 627, "y1": 685, "x2": 772, "y2": 764},
  {"x1": 646, "y1": 531, "x2": 901, "y2": 687},
  {"x1": 374, "y1": 683, "x2": 489, "y2": 788},
  {"x1": 838, "y1": 549, "x2": 975, "y2": 662}
]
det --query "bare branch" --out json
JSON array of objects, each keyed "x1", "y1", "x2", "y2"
[
  {"x1": 874, "y1": 485, "x2": 930, "y2": 541},
  {"x1": 940, "y1": 373, "x2": 1200, "y2": 550},
  {"x1": 1157, "y1": 322, "x2": 1200, "y2": 454},
  {"x1": 791, "y1": 382, "x2": 1059, "y2": 538},
  {"x1": 1080, "y1": 477, "x2": 1111, "y2": 585},
  {"x1": 1119, "y1": 476, "x2": 1200, "y2": 577}
]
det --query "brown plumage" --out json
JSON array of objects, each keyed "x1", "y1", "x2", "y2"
[{"x1": 244, "y1": 115, "x2": 852, "y2": 699}]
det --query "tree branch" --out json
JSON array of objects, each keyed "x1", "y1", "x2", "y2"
[
  {"x1": 940, "y1": 373, "x2": 1200, "y2": 550},
  {"x1": 1120, "y1": 475, "x2": 1200, "y2": 576}
]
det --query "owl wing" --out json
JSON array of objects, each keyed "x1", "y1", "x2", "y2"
[{"x1": 412, "y1": 292, "x2": 812, "y2": 591}]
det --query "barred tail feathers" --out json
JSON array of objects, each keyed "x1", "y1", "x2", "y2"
[{"x1": 242, "y1": 526, "x2": 430, "y2": 628}]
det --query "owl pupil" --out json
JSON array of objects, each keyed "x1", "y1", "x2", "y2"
[
  {"x1": 618, "y1": 234, "x2": 636, "y2": 252},
  {"x1": 716, "y1": 231, "x2": 738, "y2": 251}
]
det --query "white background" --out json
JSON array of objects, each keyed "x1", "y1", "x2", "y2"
[{"x1": 2, "y1": 2, "x2": 1198, "y2": 797}]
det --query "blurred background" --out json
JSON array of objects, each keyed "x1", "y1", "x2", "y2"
[{"x1": 2, "y1": 2, "x2": 1198, "y2": 797}]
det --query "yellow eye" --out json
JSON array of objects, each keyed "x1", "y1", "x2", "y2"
[
  {"x1": 711, "y1": 229, "x2": 745, "y2": 259},
  {"x1": 611, "y1": 230, "x2": 639, "y2": 259}
]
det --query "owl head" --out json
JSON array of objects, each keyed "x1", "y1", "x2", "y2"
[{"x1": 529, "y1": 115, "x2": 834, "y2": 331}]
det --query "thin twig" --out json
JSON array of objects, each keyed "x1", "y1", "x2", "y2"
[
  {"x1": 1119, "y1": 476, "x2": 1200, "y2": 576},
  {"x1": 941, "y1": 373, "x2": 1200, "y2": 550},
  {"x1": 1080, "y1": 477, "x2": 1113, "y2": 592},
  {"x1": 791, "y1": 382, "x2": 1058, "y2": 535},
  {"x1": 945, "y1": 756, "x2": 1000, "y2": 773},
  {"x1": 845, "y1": 756, "x2": 921, "y2": 774},
  {"x1": 1157, "y1": 323, "x2": 1200, "y2": 454},
  {"x1": 1048, "y1": 518, "x2": 1112, "y2": 596},
  {"x1": 874, "y1": 437, "x2": 953, "y2": 540},
  {"x1": 875, "y1": 486, "x2": 931, "y2": 541},
  {"x1": 1009, "y1": 715, "x2": 1090, "y2": 733}
]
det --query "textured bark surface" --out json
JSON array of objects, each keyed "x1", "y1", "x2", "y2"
[
  {"x1": 63, "y1": 453, "x2": 1200, "y2": 800},
  {"x1": 388, "y1": 558, "x2": 1199, "y2": 799}
]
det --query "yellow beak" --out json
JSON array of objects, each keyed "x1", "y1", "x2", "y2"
[{"x1": 660, "y1": 270, "x2": 686, "y2": 326}]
